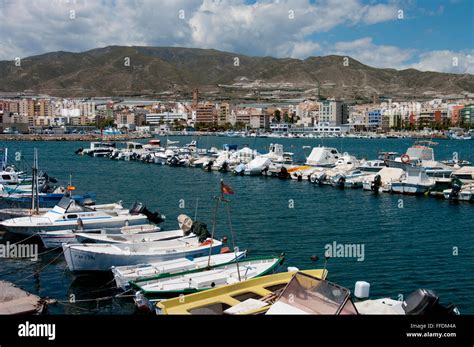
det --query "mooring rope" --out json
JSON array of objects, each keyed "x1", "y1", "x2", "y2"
[{"x1": 13, "y1": 250, "x2": 65, "y2": 284}]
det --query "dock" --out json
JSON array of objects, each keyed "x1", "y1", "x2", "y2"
[{"x1": 0, "y1": 281, "x2": 48, "y2": 314}]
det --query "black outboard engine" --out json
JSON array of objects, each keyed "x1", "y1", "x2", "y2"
[
  {"x1": 278, "y1": 167, "x2": 289, "y2": 179},
  {"x1": 129, "y1": 202, "x2": 166, "y2": 224},
  {"x1": 449, "y1": 182, "x2": 462, "y2": 199},
  {"x1": 168, "y1": 156, "x2": 179, "y2": 167},
  {"x1": 75, "y1": 147, "x2": 83, "y2": 155},
  {"x1": 335, "y1": 176, "x2": 345, "y2": 188},
  {"x1": 190, "y1": 221, "x2": 211, "y2": 243},
  {"x1": 371, "y1": 174, "x2": 382, "y2": 193},
  {"x1": 402, "y1": 289, "x2": 458, "y2": 315},
  {"x1": 219, "y1": 161, "x2": 228, "y2": 173}
]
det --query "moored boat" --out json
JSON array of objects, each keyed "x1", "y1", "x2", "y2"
[
  {"x1": 111, "y1": 251, "x2": 247, "y2": 291},
  {"x1": 155, "y1": 268, "x2": 327, "y2": 314},
  {"x1": 131, "y1": 255, "x2": 284, "y2": 299},
  {"x1": 62, "y1": 236, "x2": 223, "y2": 272}
]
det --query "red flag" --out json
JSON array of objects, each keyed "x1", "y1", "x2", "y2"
[{"x1": 221, "y1": 181, "x2": 234, "y2": 195}]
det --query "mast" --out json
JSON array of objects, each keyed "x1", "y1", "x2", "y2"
[{"x1": 31, "y1": 148, "x2": 39, "y2": 213}]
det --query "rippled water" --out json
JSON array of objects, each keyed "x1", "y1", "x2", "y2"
[{"x1": 0, "y1": 137, "x2": 473, "y2": 314}]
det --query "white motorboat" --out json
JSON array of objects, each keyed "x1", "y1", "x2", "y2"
[
  {"x1": 259, "y1": 144, "x2": 293, "y2": 164},
  {"x1": 443, "y1": 183, "x2": 474, "y2": 201},
  {"x1": 131, "y1": 256, "x2": 283, "y2": 300},
  {"x1": 243, "y1": 157, "x2": 271, "y2": 176},
  {"x1": 62, "y1": 236, "x2": 223, "y2": 272},
  {"x1": 305, "y1": 146, "x2": 342, "y2": 167},
  {"x1": 80, "y1": 142, "x2": 116, "y2": 157},
  {"x1": 362, "y1": 167, "x2": 406, "y2": 192},
  {"x1": 0, "y1": 197, "x2": 163, "y2": 235},
  {"x1": 358, "y1": 160, "x2": 386, "y2": 172},
  {"x1": 75, "y1": 229, "x2": 184, "y2": 244},
  {"x1": 387, "y1": 145, "x2": 452, "y2": 177},
  {"x1": 452, "y1": 166, "x2": 474, "y2": 183},
  {"x1": 38, "y1": 225, "x2": 161, "y2": 248},
  {"x1": 112, "y1": 251, "x2": 247, "y2": 290},
  {"x1": 391, "y1": 166, "x2": 435, "y2": 195},
  {"x1": 331, "y1": 169, "x2": 371, "y2": 189}
]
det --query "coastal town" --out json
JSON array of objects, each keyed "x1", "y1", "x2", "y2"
[{"x1": 0, "y1": 90, "x2": 473, "y2": 139}]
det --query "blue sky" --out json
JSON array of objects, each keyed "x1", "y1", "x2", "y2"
[{"x1": 0, "y1": 0, "x2": 472, "y2": 73}]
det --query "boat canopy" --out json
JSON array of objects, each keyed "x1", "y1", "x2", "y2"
[
  {"x1": 266, "y1": 272, "x2": 358, "y2": 315},
  {"x1": 405, "y1": 146, "x2": 434, "y2": 161}
]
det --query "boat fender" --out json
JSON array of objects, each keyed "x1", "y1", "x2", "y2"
[
  {"x1": 287, "y1": 266, "x2": 299, "y2": 272},
  {"x1": 220, "y1": 247, "x2": 231, "y2": 254},
  {"x1": 401, "y1": 154, "x2": 410, "y2": 164}
]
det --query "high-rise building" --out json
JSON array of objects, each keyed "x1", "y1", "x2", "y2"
[{"x1": 195, "y1": 103, "x2": 216, "y2": 124}]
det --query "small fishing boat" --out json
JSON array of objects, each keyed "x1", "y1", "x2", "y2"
[
  {"x1": 131, "y1": 255, "x2": 284, "y2": 300},
  {"x1": 75, "y1": 229, "x2": 184, "y2": 244},
  {"x1": 112, "y1": 251, "x2": 247, "y2": 290},
  {"x1": 443, "y1": 182, "x2": 474, "y2": 202},
  {"x1": 62, "y1": 236, "x2": 223, "y2": 272},
  {"x1": 39, "y1": 224, "x2": 161, "y2": 249},
  {"x1": 155, "y1": 268, "x2": 327, "y2": 314},
  {"x1": 391, "y1": 166, "x2": 435, "y2": 195},
  {"x1": 362, "y1": 167, "x2": 406, "y2": 192}
]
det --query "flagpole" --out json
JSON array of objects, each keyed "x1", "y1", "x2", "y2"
[{"x1": 207, "y1": 192, "x2": 220, "y2": 268}]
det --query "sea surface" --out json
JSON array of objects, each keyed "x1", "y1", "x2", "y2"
[{"x1": 0, "y1": 136, "x2": 473, "y2": 314}]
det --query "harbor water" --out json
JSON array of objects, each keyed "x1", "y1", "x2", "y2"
[{"x1": 0, "y1": 137, "x2": 473, "y2": 314}]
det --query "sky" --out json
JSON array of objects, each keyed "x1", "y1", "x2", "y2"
[{"x1": 0, "y1": 0, "x2": 473, "y2": 73}]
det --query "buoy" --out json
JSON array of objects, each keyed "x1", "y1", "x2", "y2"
[
  {"x1": 287, "y1": 266, "x2": 299, "y2": 272},
  {"x1": 354, "y1": 281, "x2": 370, "y2": 299}
]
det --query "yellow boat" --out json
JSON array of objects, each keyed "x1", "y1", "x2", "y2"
[{"x1": 156, "y1": 269, "x2": 327, "y2": 315}]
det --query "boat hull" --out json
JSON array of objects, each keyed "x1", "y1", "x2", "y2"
[
  {"x1": 391, "y1": 183, "x2": 431, "y2": 195},
  {"x1": 1, "y1": 215, "x2": 148, "y2": 236},
  {"x1": 63, "y1": 243, "x2": 223, "y2": 273}
]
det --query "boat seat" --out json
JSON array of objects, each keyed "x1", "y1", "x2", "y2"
[{"x1": 223, "y1": 299, "x2": 269, "y2": 315}]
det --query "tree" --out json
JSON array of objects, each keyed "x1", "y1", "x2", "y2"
[
  {"x1": 273, "y1": 110, "x2": 281, "y2": 123},
  {"x1": 98, "y1": 117, "x2": 114, "y2": 129}
]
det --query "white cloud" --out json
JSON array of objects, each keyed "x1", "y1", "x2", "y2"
[
  {"x1": 329, "y1": 37, "x2": 414, "y2": 69},
  {"x1": 410, "y1": 50, "x2": 474, "y2": 74},
  {"x1": 0, "y1": 0, "x2": 398, "y2": 60}
]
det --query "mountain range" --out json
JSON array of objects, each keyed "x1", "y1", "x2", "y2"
[{"x1": 1, "y1": 46, "x2": 473, "y2": 100}]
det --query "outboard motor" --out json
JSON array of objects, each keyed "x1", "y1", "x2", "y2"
[
  {"x1": 402, "y1": 289, "x2": 459, "y2": 315},
  {"x1": 371, "y1": 174, "x2": 382, "y2": 193},
  {"x1": 129, "y1": 202, "x2": 166, "y2": 224},
  {"x1": 449, "y1": 182, "x2": 462, "y2": 200},
  {"x1": 75, "y1": 147, "x2": 83, "y2": 155},
  {"x1": 219, "y1": 161, "x2": 229, "y2": 173},
  {"x1": 335, "y1": 176, "x2": 346, "y2": 188},
  {"x1": 168, "y1": 156, "x2": 180, "y2": 167},
  {"x1": 278, "y1": 167, "x2": 289, "y2": 179}
]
